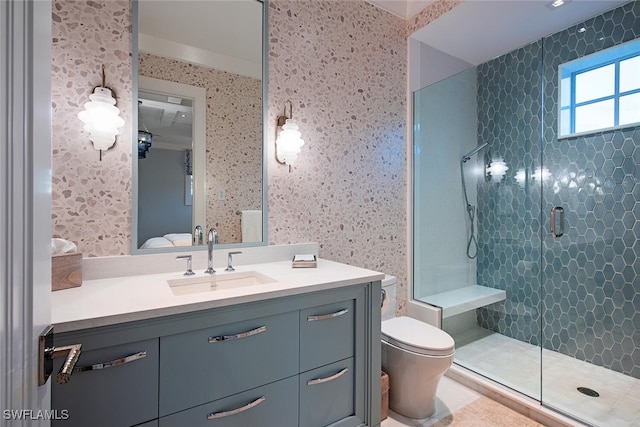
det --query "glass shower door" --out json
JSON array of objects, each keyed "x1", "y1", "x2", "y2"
[
  {"x1": 412, "y1": 44, "x2": 545, "y2": 401},
  {"x1": 471, "y1": 39, "x2": 545, "y2": 401},
  {"x1": 540, "y1": 3, "x2": 640, "y2": 425}
]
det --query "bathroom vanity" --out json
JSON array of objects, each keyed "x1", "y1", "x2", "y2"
[{"x1": 51, "y1": 253, "x2": 383, "y2": 427}]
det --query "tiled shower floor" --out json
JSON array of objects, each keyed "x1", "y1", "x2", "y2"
[{"x1": 453, "y1": 327, "x2": 640, "y2": 426}]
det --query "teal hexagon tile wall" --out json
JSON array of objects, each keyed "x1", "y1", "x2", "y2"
[{"x1": 476, "y1": 1, "x2": 639, "y2": 378}]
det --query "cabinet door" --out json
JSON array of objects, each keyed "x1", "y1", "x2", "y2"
[
  {"x1": 159, "y1": 376, "x2": 298, "y2": 427},
  {"x1": 52, "y1": 338, "x2": 159, "y2": 427},
  {"x1": 159, "y1": 310, "x2": 298, "y2": 416},
  {"x1": 300, "y1": 300, "x2": 355, "y2": 372},
  {"x1": 299, "y1": 358, "x2": 356, "y2": 427}
]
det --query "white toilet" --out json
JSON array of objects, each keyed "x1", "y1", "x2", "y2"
[{"x1": 381, "y1": 276, "x2": 455, "y2": 419}]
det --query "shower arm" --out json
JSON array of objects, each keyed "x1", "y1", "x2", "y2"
[{"x1": 461, "y1": 142, "x2": 489, "y2": 163}]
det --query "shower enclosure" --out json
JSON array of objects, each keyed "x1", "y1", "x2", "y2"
[{"x1": 413, "y1": 2, "x2": 639, "y2": 426}]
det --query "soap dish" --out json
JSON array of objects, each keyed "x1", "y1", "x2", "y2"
[{"x1": 292, "y1": 254, "x2": 317, "y2": 268}]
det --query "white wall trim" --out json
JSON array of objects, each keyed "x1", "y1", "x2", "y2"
[
  {"x1": 139, "y1": 33, "x2": 262, "y2": 80},
  {"x1": 1, "y1": 0, "x2": 52, "y2": 424}
]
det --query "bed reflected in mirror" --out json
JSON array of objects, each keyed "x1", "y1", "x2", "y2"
[{"x1": 133, "y1": 0, "x2": 265, "y2": 252}]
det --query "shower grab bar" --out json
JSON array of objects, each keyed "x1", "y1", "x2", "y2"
[{"x1": 550, "y1": 206, "x2": 564, "y2": 238}]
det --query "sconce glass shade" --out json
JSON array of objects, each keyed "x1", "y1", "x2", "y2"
[
  {"x1": 487, "y1": 157, "x2": 509, "y2": 181},
  {"x1": 532, "y1": 166, "x2": 552, "y2": 182},
  {"x1": 276, "y1": 118, "x2": 305, "y2": 165},
  {"x1": 515, "y1": 168, "x2": 527, "y2": 187},
  {"x1": 78, "y1": 86, "x2": 125, "y2": 151}
]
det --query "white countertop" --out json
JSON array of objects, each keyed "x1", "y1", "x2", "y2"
[{"x1": 52, "y1": 258, "x2": 384, "y2": 333}]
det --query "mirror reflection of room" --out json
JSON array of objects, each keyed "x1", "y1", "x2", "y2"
[
  {"x1": 137, "y1": 89, "x2": 196, "y2": 249},
  {"x1": 136, "y1": 0, "x2": 264, "y2": 249}
]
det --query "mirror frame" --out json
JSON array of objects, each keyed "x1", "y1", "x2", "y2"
[{"x1": 131, "y1": 0, "x2": 268, "y2": 254}]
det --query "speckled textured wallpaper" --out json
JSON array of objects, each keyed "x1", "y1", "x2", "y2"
[
  {"x1": 138, "y1": 53, "x2": 263, "y2": 245},
  {"x1": 50, "y1": 0, "x2": 455, "y2": 314},
  {"x1": 51, "y1": 0, "x2": 133, "y2": 257},
  {"x1": 267, "y1": 0, "x2": 408, "y2": 310},
  {"x1": 406, "y1": 0, "x2": 462, "y2": 36}
]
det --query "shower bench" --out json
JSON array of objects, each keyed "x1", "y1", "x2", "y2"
[{"x1": 424, "y1": 285, "x2": 506, "y2": 318}]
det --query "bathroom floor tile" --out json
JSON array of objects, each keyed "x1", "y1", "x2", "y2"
[
  {"x1": 381, "y1": 376, "x2": 543, "y2": 427},
  {"x1": 430, "y1": 397, "x2": 545, "y2": 427},
  {"x1": 454, "y1": 330, "x2": 640, "y2": 427}
]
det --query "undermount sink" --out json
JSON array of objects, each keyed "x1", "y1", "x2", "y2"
[{"x1": 168, "y1": 271, "x2": 277, "y2": 296}]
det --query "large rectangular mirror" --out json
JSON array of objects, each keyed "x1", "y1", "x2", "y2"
[{"x1": 133, "y1": 0, "x2": 267, "y2": 253}]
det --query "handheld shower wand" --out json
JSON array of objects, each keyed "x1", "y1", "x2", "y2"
[{"x1": 460, "y1": 142, "x2": 489, "y2": 259}]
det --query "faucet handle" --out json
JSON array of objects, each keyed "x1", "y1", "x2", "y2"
[
  {"x1": 176, "y1": 255, "x2": 195, "y2": 276},
  {"x1": 225, "y1": 251, "x2": 243, "y2": 272}
]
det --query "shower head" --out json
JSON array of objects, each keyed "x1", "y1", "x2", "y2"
[{"x1": 461, "y1": 142, "x2": 489, "y2": 163}]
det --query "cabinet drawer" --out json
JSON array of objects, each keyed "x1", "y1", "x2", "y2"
[
  {"x1": 52, "y1": 338, "x2": 159, "y2": 427},
  {"x1": 159, "y1": 310, "x2": 298, "y2": 416},
  {"x1": 299, "y1": 358, "x2": 355, "y2": 427},
  {"x1": 300, "y1": 300, "x2": 354, "y2": 371},
  {"x1": 159, "y1": 376, "x2": 298, "y2": 427},
  {"x1": 134, "y1": 421, "x2": 158, "y2": 427}
]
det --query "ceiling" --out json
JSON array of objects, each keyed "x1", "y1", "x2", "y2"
[
  {"x1": 138, "y1": 0, "x2": 629, "y2": 77},
  {"x1": 407, "y1": 0, "x2": 630, "y2": 66},
  {"x1": 138, "y1": 0, "x2": 263, "y2": 79},
  {"x1": 367, "y1": 0, "x2": 629, "y2": 66},
  {"x1": 138, "y1": 91, "x2": 193, "y2": 150}
]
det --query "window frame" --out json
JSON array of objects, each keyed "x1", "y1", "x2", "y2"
[{"x1": 558, "y1": 38, "x2": 640, "y2": 138}]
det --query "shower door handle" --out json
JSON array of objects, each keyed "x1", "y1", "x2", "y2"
[{"x1": 550, "y1": 206, "x2": 564, "y2": 238}]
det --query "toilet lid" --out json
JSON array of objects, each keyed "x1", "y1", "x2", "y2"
[{"x1": 382, "y1": 316, "x2": 455, "y2": 357}]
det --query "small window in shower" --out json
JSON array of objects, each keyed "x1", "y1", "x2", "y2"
[{"x1": 558, "y1": 37, "x2": 640, "y2": 138}]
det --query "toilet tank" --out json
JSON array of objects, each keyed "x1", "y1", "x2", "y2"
[{"x1": 381, "y1": 275, "x2": 397, "y2": 321}]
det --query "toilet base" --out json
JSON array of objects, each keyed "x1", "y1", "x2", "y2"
[{"x1": 381, "y1": 340, "x2": 454, "y2": 419}]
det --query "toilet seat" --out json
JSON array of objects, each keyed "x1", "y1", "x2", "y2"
[{"x1": 381, "y1": 316, "x2": 455, "y2": 357}]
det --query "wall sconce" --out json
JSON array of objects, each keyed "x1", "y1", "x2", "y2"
[
  {"x1": 77, "y1": 65, "x2": 125, "y2": 160},
  {"x1": 275, "y1": 100, "x2": 304, "y2": 171}
]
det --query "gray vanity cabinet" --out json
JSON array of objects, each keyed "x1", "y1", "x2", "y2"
[
  {"x1": 300, "y1": 300, "x2": 355, "y2": 372},
  {"x1": 299, "y1": 358, "x2": 356, "y2": 427},
  {"x1": 51, "y1": 281, "x2": 381, "y2": 427},
  {"x1": 159, "y1": 376, "x2": 298, "y2": 427},
  {"x1": 159, "y1": 311, "x2": 299, "y2": 416},
  {"x1": 51, "y1": 338, "x2": 159, "y2": 427}
]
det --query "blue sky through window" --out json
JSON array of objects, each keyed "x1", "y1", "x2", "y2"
[{"x1": 559, "y1": 38, "x2": 640, "y2": 137}]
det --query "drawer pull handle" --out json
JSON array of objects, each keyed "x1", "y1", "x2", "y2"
[
  {"x1": 307, "y1": 368, "x2": 349, "y2": 386},
  {"x1": 74, "y1": 351, "x2": 147, "y2": 373},
  {"x1": 208, "y1": 325, "x2": 267, "y2": 343},
  {"x1": 207, "y1": 396, "x2": 266, "y2": 420},
  {"x1": 307, "y1": 308, "x2": 349, "y2": 322}
]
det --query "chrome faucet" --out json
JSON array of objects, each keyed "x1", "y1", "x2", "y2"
[
  {"x1": 193, "y1": 225, "x2": 203, "y2": 246},
  {"x1": 205, "y1": 228, "x2": 218, "y2": 274}
]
